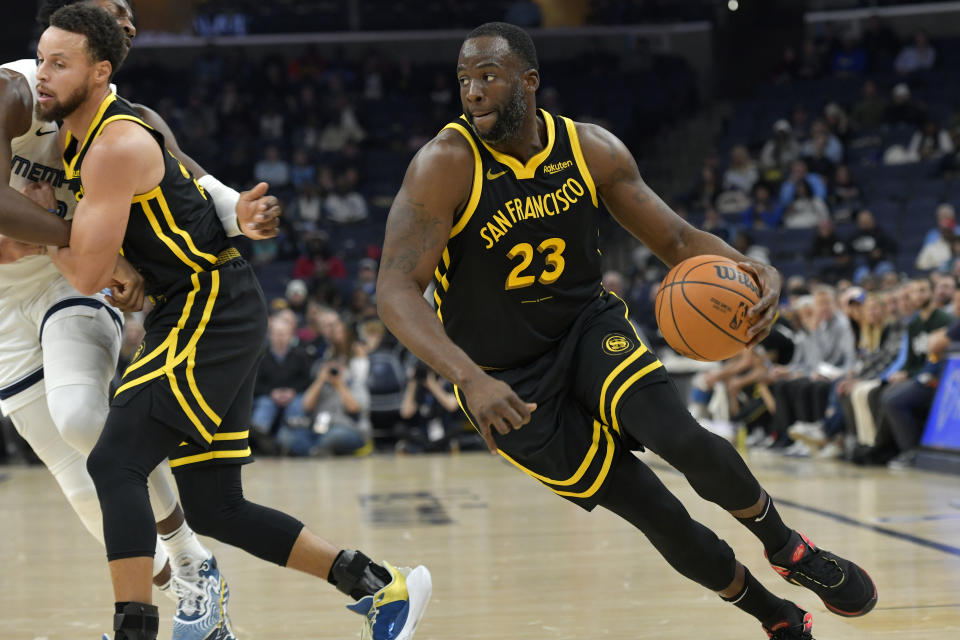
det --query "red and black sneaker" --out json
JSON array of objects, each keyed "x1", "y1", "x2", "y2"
[
  {"x1": 767, "y1": 530, "x2": 878, "y2": 617},
  {"x1": 762, "y1": 602, "x2": 814, "y2": 640}
]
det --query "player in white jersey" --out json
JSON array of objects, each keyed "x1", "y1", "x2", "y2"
[{"x1": 0, "y1": 1, "x2": 280, "y2": 637}]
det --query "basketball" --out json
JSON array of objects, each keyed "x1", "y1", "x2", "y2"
[{"x1": 655, "y1": 255, "x2": 761, "y2": 361}]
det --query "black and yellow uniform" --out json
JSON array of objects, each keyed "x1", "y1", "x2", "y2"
[
  {"x1": 64, "y1": 92, "x2": 265, "y2": 470},
  {"x1": 440, "y1": 110, "x2": 668, "y2": 509}
]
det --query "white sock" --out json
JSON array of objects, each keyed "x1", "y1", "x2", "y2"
[{"x1": 160, "y1": 521, "x2": 210, "y2": 569}]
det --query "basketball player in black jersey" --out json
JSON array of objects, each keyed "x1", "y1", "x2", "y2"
[
  {"x1": 0, "y1": 7, "x2": 431, "y2": 639},
  {"x1": 378, "y1": 22, "x2": 876, "y2": 640}
]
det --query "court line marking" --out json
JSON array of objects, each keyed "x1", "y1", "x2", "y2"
[
  {"x1": 771, "y1": 497, "x2": 960, "y2": 558},
  {"x1": 644, "y1": 460, "x2": 960, "y2": 558},
  {"x1": 874, "y1": 603, "x2": 960, "y2": 611}
]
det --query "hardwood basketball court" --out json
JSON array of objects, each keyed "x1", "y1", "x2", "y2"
[{"x1": 1, "y1": 450, "x2": 958, "y2": 639}]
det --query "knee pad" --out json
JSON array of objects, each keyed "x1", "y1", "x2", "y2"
[{"x1": 47, "y1": 384, "x2": 109, "y2": 456}]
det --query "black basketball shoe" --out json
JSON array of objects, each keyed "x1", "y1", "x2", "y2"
[
  {"x1": 767, "y1": 530, "x2": 878, "y2": 617},
  {"x1": 761, "y1": 602, "x2": 814, "y2": 640}
]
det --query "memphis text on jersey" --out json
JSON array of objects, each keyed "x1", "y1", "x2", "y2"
[
  {"x1": 479, "y1": 176, "x2": 587, "y2": 249},
  {"x1": 11, "y1": 154, "x2": 66, "y2": 188}
]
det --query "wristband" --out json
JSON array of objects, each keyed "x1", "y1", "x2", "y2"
[{"x1": 197, "y1": 174, "x2": 242, "y2": 237}]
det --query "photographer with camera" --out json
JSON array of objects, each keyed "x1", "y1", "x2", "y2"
[
  {"x1": 398, "y1": 360, "x2": 473, "y2": 453},
  {"x1": 283, "y1": 314, "x2": 371, "y2": 456}
]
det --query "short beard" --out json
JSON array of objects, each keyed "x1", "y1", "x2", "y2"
[
  {"x1": 472, "y1": 81, "x2": 527, "y2": 145},
  {"x1": 36, "y1": 83, "x2": 88, "y2": 123}
]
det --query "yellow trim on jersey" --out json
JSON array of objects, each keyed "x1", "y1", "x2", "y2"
[
  {"x1": 563, "y1": 116, "x2": 598, "y2": 207},
  {"x1": 117, "y1": 277, "x2": 202, "y2": 390},
  {"x1": 64, "y1": 92, "x2": 117, "y2": 177},
  {"x1": 185, "y1": 271, "x2": 222, "y2": 428},
  {"x1": 155, "y1": 189, "x2": 218, "y2": 265},
  {"x1": 453, "y1": 385, "x2": 609, "y2": 497},
  {"x1": 598, "y1": 347, "x2": 646, "y2": 425},
  {"x1": 213, "y1": 430, "x2": 249, "y2": 441},
  {"x1": 91, "y1": 114, "x2": 154, "y2": 145},
  {"x1": 138, "y1": 193, "x2": 204, "y2": 272},
  {"x1": 168, "y1": 447, "x2": 252, "y2": 468},
  {"x1": 442, "y1": 123, "x2": 483, "y2": 239},
  {"x1": 477, "y1": 109, "x2": 556, "y2": 180},
  {"x1": 610, "y1": 360, "x2": 664, "y2": 435},
  {"x1": 500, "y1": 421, "x2": 604, "y2": 487}
]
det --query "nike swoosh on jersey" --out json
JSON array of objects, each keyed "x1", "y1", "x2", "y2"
[
  {"x1": 35, "y1": 128, "x2": 57, "y2": 136},
  {"x1": 486, "y1": 169, "x2": 507, "y2": 180}
]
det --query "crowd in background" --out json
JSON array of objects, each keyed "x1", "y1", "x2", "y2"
[{"x1": 4, "y1": 15, "x2": 960, "y2": 469}]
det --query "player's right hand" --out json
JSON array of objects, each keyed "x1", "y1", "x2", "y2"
[
  {"x1": 236, "y1": 182, "x2": 281, "y2": 240},
  {"x1": 460, "y1": 373, "x2": 537, "y2": 454},
  {"x1": 106, "y1": 255, "x2": 145, "y2": 312}
]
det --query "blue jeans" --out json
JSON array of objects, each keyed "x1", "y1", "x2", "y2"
[
  {"x1": 251, "y1": 394, "x2": 307, "y2": 435},
  {"x1": 276, "y1": 423, "x2": 367, "y2": 456}
]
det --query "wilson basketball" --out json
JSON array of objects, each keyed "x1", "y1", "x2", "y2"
[{"x1": 655, "y1": 255, "x2": 761, "y2": 361}]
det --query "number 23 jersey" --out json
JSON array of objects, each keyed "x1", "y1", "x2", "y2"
[{"x1": 435, "y1": 110, "x2": 604, "y2": 369}]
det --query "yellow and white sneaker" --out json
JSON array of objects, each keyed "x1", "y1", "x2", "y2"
[{"x1": 346, "y1": 562, "x2": 431, "y2": 640}]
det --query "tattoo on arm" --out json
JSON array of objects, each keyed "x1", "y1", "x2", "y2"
[{"x1": 382, "y1": 198, "x2": 442, "y2": 275}]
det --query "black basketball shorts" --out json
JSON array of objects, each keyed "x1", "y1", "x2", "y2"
[
  {"x1": 111, "y1": 259, "x2": 266, "y2": 471},
  {"x1": 455, "y1": 293, "x2": 669, "y2": 510}
]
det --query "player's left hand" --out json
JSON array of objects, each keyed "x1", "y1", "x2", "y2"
[
  {"x1": 106, "y1": 255, "x2": 145, "y2": 312},
  {"x1": 739, "y1": 261, "x2": 781, "y2": 349},
  {"x1": 236, "y1": 182, "x2": 281, "y2": 240}
]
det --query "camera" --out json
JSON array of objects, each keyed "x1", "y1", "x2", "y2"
[
  {"x1": 413, "y1": 362, "x2": 429, "y2": 383},
  {"x1": 327, "y1": 365, "x2": 340, "y2": 377}
]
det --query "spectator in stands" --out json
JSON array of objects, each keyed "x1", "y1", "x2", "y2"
[
  {"x1": 809, "y1": 219, "x2": 851, "y2": 280},
  {"x1": 259, "y1": 100, "x2": 285, "y2": 141},
  {"x1": 932, "y1": 272, "x2": 956, "y2": 312},
  {"x1": 828, "y1": 165, "x2": 862, "y2": 220},
  {"x1": 783, "y1": 177, "x2": 830, "y2": 229},
  {"x1": 290, "y1": 149, "x2": 317, "y2": 189},
  {"x1": 251, "y1": 310, "x2": 315, "y2": 454},
  {"x1": 848, "y1": 209, "x2": 896, "y2": 268},
  {"x1": 398, "y1": 360, "x2": 464, "y2": 453},
  {"x1": 894, "y1": 30, "x2": 936, "y2": 77},
  {"x1": 884, "y1": 83, "x2": 927, "y2": 128},
  {"x1": 803, "y1": 120, "x2": 844, "y2": 166},
  {"x1": 324, "y1": 167, "x2": 369, "y2": 223},
  {"x1": 824, "y1": 102, "x2": 850, "y2": 140},
  {"x1": 760, "y1": 119, "x2": 800, "y2": 182},
  {"x1": 285, "y1": 278, "x2": 310, "y2": 320},
  {"x1": 831, "y1": 32, "x2": 867, "y2": 77},
  {"x1": 686, "y1": 163, "x2": 720, "y2": 212},
  {"x1": 356, "y1": 257, "x2": 379, "y2": 298},
  {"x1": 722, "y1": 145, "x2": 758, "y2": 193},
  {"x1": 773, "y1": 45, "x2": 800, "y2": 84},
  {"x1": 906, "y1": 120, "x2": 954, "y2": 163},
  {"x1": 732, "y1": 230, "x2": 770, "y2": 265},
  {"x1": 289, "y1": 315, "x2": 371, "y2": 457},
  {"x1": 701, "y1": 206, "x2": 732, "y2": 242},
  {"x1": 851, "y1": 80, "x2": 887, "y2": 131},
  {"x1": 253, "y1": 144, "x2": 291, "y2": 187},
  {"x1": 798, "y1": 39, "x2": 824, "y2": 79},
  {"x1": 740, "y1": 182, "x2": 784, "y2": 229},
  {"x1": 291, "y1": 185, "x2": 323, "y2": 233},
  {"x1": 778, "y1": 159, "x2": 827, "y2": 207},
  {"x1": 916, "y1": 204, "x2": 956, "y2": 270},
  {"x1": 866, "y1": 300, "x2": 957, "y2": 468},
  {"x1": 318, "y1": 96, "x2": 366, "y2": 152},
  {"x1": 791, "y1": 104, "x2": 811, "y2": 142}
]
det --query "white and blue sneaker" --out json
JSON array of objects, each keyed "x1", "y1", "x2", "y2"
[
  {"x1": 170, "y1": 554, "x2": 236, "y2": 640},
  {"x1": 346, "y1": 562, "x2": 431, "y2": 640}
]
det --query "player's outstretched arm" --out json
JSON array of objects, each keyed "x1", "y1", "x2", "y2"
[
  {"x1": 377, "y1": 132, "x2": 535, "y2": 453},
  {"x1": 134, "y1": 103, "x2": 281, "y2": 240},
  {"x1": 49, "y1": 120, "x2": 158, "y2": 294},
  {"x1": 0, "y1": 71, "x2": 71, "y2": 250},
  {"x1": 577, "y1": 122, "x2": 781, "y2": 346}
]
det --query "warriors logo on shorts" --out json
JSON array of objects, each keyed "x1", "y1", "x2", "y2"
[{"x1": 602, "y1": 333, "x2": 633, "y2": 356}]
